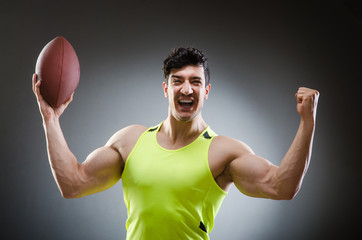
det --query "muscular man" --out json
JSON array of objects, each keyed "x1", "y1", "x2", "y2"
[{"x1": 33, "y1": 47, "x2": 319, "y2": 239}]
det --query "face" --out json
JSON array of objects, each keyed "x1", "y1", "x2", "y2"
[{"x1": 163, "y1": 65, "x2": 211, "y2": 122}]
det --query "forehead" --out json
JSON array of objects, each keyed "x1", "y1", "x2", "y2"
[{"x1": 169, "y1": 65, "x2": 205, "y2": 79}]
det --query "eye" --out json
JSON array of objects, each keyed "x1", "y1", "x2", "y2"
[
  {"x1": 192, "y1": 80, "x2": 202, "y2": 85},
  {"x1": 172, "y1": 79, "x2": 181, "y2": 85}
]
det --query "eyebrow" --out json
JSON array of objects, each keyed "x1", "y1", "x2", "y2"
[
  {"x1": 170, "y1": 75, "x2": 202, "y2": 80},
  {"x1": 170, "y1": 75, "x2": 182, "y2": 79}
]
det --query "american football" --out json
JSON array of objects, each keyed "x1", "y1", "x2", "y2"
[{"x1": 35, "y1": 36, "x2": 80, "y2": 107}]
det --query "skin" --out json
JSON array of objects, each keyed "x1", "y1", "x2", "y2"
[{"x1": 32, "y1": 65, "x2": 319, "y2": 200}]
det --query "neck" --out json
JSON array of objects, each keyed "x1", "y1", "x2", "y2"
[{"x1": 161, "y1": 114, "x2": 207, "y2": 143}]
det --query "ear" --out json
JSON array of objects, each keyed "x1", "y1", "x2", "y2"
[
  {"x1": 163, "y1": 81, "x2": 168, "y2": 98},
  {"x1": 204, "y1": 84, "x2": 211, "y2": 100}
]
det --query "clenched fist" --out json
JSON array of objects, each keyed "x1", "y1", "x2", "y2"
[{"x1": 295, "y1": 87, "x2": 319, "y2": 122}]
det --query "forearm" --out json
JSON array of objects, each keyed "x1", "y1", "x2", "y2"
[
  {"x1": 275, "y1": 118, "x2": 315, "y2": 199},
  {"x1": 43, "y1": 117, "x2": 80, "y2": 198}
]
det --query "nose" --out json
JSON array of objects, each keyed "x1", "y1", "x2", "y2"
[{"x1": 180, "y1": 81, "x2": 193, "y2": 95}]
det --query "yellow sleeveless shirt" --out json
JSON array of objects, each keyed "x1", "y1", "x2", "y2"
[{"x1": 121, "y1": 123, "x2": 227, "y2": 239}]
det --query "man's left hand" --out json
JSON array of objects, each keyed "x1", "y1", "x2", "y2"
[{"x1": 295, "y1": 87, "x2": 320, "y2": 122}]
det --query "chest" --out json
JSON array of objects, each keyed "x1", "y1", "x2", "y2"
[
  {"x1": 154, "y1": 131, "x2": 227, "y2": 177},
  {"x1": 122, "y1": 130, "x2": 231, "y2": 191},
  {"x1": 123, "y1": 141, "x2": 213, "y2": 198}
]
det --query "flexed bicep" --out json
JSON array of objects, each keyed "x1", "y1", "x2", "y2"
[
  {"x1": 211, "y1": 136, "x2": 279, "y2": 199},
  {"x1": 229, "y1": 152, "x2": 279, "y2": 199},
  {"x1": 72, "y1": 146, "x2": 123, "y2": 198}
]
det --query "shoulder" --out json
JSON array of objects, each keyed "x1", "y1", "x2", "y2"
[
  {"x1": 104, "y1": 124, "x2": 148, "y2": 163},
  {"x1": 106, "y1": 124, "x2": 148, "y2": 147},
  {"x1": 208, "y1": 135, "x2": 255, "y2": 190},
  {"x1": 210, "y1": 135, "x2": 254, "y2": 161}
]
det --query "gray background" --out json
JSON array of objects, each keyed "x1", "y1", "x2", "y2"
[{"x1": 1, "y1": 0, "x2": 361, "y2": 239}]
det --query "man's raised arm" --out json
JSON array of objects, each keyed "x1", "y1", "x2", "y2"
[
  {"x1": 226, "y1": 87, "x2": 319, "y2": 200},
  {"x1": 32, "y1": 74, "x2": 123, "y2": 198}
]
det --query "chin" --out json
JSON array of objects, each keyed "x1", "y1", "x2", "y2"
[
  {"x1": 171, "y1": 104, "x2": 202, "y2": 122},
  {"x1": 174, "y1": 111, "x2": 199, "y2": 122}
]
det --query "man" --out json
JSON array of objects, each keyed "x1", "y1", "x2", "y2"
[{"x1": 33, "y1": 47, "x2": 319, "y2": 239}]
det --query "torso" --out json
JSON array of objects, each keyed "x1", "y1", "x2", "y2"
[
  {"x1": 113, "y1": 124, "x2": 234, "y2": 192},
  {"x1": 120, "y1": 124, "x2": 229, "y2": 239}
]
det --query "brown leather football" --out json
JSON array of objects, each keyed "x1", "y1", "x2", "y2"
[{"x1": 35, "y1": 36, "x2": 80, "y2": 107}]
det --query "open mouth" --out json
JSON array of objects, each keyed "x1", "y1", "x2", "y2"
[{"x1": 178, "y1": 99, "x2": 194, "y2": 108}]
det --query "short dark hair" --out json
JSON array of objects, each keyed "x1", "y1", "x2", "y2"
[{"x1": 162, "y1": 47, "x2": 210, "y2": 86}]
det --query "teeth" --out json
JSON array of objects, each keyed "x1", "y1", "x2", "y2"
[{"x1": 179, "y1": 100, "x2": 193, "y2": 103}]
